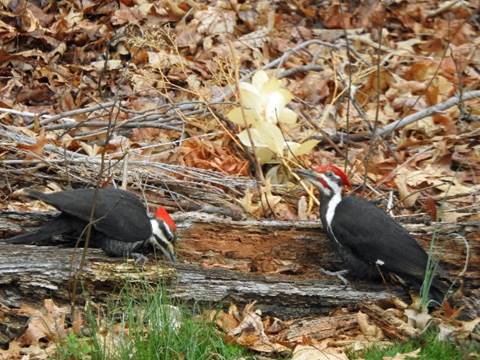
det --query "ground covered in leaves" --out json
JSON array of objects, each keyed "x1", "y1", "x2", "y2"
[{"x1": 0, "y1": 0, "x2": 479, "y2": 359}]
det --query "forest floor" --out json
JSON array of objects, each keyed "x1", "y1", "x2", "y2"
[{"x1": 0, "y1": 0, "x2": 479, "y2": 359}]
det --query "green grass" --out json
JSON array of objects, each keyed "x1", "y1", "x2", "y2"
[
  {"x1": 55, "y1": 282, "x2": 248, "y2": 360},
  {"x1": 350, "y1": 330, "x2": 479, "y2": 360}
]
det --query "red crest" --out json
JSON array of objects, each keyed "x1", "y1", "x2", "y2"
[
  {"x1": 155, "y1": 207, "x2": 176, "y2": 232},
  {"x1": 314, "y1": 164, "x2": 352, "y2": 188}
]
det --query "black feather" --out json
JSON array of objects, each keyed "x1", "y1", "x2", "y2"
[
  {"x1": 4, "y1": 215, "x2": 77, "y2": 245},
  {"x1": 24, "y1": 188, "x2": 152, "y2": 243},
  {"x1": 324, "y1": 196, "x2": 450, "y2": 303},
  {"x1": 2, "y1": 188, "x2": 152, "y2": 257}
]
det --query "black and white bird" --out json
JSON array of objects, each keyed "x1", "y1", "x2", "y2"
[
  {"x1": 2, "y1": 188, "x2": 177, "y2": 262},
  {"x1": 297, "y1": 164, "x2": 449, "y2": 303}
]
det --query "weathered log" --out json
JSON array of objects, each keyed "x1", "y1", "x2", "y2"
[
  {"x1": 0, "y1": 211, "x2": 477, "y2": 319},
  {"x1": 278, "y1": 313, "x2": 358, "y2": 342},
  {"x1": 0, "y1": 243, "x2": 400, "y2": 317},
  {"x1": 174, "y1": 212, "x2": 478, "y2": 291}
]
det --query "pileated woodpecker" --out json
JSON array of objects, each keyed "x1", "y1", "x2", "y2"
[
  {"x1": 2, "y1": 188, "x2": 177, "y2": 262},
  {"x1": 297, "y1": 164, "x2": 449, "y2": 303}
]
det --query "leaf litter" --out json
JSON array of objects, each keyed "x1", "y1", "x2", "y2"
[{"x1": 0, "y1": 0, "x2": 479, "y2": 358}]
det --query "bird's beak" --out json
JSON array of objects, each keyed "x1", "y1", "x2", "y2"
[
  {"x1": 159, "y1": 240, "x2": 176, "y2": 263},
  {"x1": 295, "y1": 168, "x2": 319, "y2": 181},
  {"x1": 295, "y1": 168, "x2": 329, "y2": 191}
]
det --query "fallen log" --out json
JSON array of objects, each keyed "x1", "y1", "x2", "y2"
[
  {"x1": 0, "y1": 243, "x2": 401, "y2": 318},
  {"x1": 0, "y1": 211, "x2": 477, "y2": 319}
]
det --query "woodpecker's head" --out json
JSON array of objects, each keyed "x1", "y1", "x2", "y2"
[
  {"x1": 296, "y1": 164, "x2": 351, "y2": 197},
  {"x1": 150, "y1": 207, "x2": 177, "y2": 262}
]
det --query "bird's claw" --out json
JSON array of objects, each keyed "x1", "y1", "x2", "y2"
[
  {"x1": 131, "y1": 253, "x2": 149, "y2": 266},
  {"x1": 320, "y1": 268, "x2": 350, "y2": 286}
]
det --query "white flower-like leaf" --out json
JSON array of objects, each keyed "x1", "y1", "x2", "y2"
[
  {"x1": 265, "y1": 91, "x2": 288, "y2": 124},
  {"x1": 278, "y1": 107, "x2": 297, "y2": 125},
  {"x1": 230, "y1": 70, "x2": 315, "y2": 165},
  {"x1": 229, "y1": 70, "x2": 296, "y2": 127},
  {"x1": 238, "y1": 122, "x2": 319, "y2": 164},
  {"x1": 251, "y1": 70, "x2": 269, "y2": 88},
  {"x1": 227, "y1": 107, "x2": 256, "y2": 126},
  {"x1": 289, "y1": 139, "x2": 319, "y2": 157},
  {"x1": 238, "y1": 128, "x2": 276, "y2": 163},
  {"x1": 254, "y1": 122, "x2": 284, "y2": 155}
]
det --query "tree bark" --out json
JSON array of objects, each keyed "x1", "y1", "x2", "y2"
[{"x1": 0, "y1": 211, "x2": 477, "y2": 319}]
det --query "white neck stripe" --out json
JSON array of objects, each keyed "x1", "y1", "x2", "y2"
[
  {"x1": 150, "y1": 219, "x2": 169, "y2": 246},
  {"x1": 320, "y1": 174, "x2": 343, "y2": 236}
]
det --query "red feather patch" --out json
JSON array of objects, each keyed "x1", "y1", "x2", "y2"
[
  {"x1": 155, "y1": 207, "x2": 176, "y2": 232},
  {"x1": 314, "y1": 164, "x2": 352, "y2": 188}
]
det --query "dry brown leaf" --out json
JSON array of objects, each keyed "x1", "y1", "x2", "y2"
[
  {"x1": 112, "y1": 3, "x2": 145, "y2": 25},
  {"x1": 91, "y1": 59, "x2": 123, "y2": 71},
  {"x1": 394, "y1": 173, "x2": 420, "y2": 208},
  {"x1": 292, "y1": 345, "x2": 348, "y2": 360},
  {"x1": 459, "y1": 317, "x2": 480, "y2": 333},
  {"x1": 441, "y1": 300, "x2": 463, "y2": 320},
  {"x1": 206, "y1": 307, "x2": 240, "y2": 333},
  {"x1": 237, "y1": 189, "x2": 261, "y2": 217},
  {"x1": 436, "y1": 180, "x2": 478, "y2": 197},
  {"x1": 0, "y1": 339, "x2": 22, "y2": 360},
  {"x1": 72, "y1": 309, "x2": 83, "y2": 335},
  {"x1": 357, "y1": 312, "x2": 383, "y2": 339},
  {"x1": 177, "y1": 138, "x2": 249, "y2": 176},
  {"x1": 18, "y1": 299, "x2": 68, "y2": 346},
  {"x1": 221, "y1": 302, "x2": 291, "y2": 354},
  {"x1": 228, "y1": 308, "x2": 264, "y2": 338},
  {"x1": 96, "y1": 322, "x2": 130, "y2": 356},
  {"x1": 79, "y1": 142, "x2": 101, "y2": 157},
  {"x1": 437, "y1": 317, "x2": 480, "y2": 342},
  {"x1": 437, "y1": 323, "x2": 455, "y2": 341},
  {"x1": 17, "y1": 128, "x2": 47, "y2": 158},
  {"x1": 404, "y1": 116, "x2": 443, "y2": 138},
  {"x1": 404, "y1": 309, "x2": 432, "y2": 330},
  {"x1": 195, "y1": 8, "x2": 236, "y2": 36},
  {"x1": 422, "y1": 197, "x2": 437, "y2": 221}
]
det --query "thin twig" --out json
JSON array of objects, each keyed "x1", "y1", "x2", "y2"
[
  {"x1": 0, "y1": 102, "x2": 117, "y2": 128},
  {"x1": 376, "y1": 90, "x2": 480, "y2": 137},
  {"x1": 47, "y1": 120, "x2": 183, "y2": 132},
  {"x1": 309, "y1": 90, "x2": 480, "y2": 144},
  {"x1": 426, "y1": 0, "x2": 465, "y2": 18},
  {"x1": 278, "y1": 64, "x2": 324, "y2": 78}
]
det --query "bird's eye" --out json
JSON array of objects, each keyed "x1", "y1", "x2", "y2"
[{"x1": 326, "y1": 171, "x2": 333, "y2": 177}]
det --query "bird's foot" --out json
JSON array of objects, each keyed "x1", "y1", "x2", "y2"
[
  {"x1": 320, "y1": 268, "x2": 350, "y2": 286},
  {"x1": 130, "y1": 253, "x2": 149, "y2": 266}
]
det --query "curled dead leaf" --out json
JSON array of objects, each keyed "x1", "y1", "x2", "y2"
[
  {"x1": 18, "y1": 299, "x2": 68, "y2": 346},
  {"x1": 404, "y1": 308, "x2": 432, "y2": 330},
  {"x1": 221, "y1": 302, "x2": 291, "y2": 354},
  {"x1": 394, "y1": 173, "x2": 419, "y2": 208},
  {"x1": 292, "y1": 345, "x2": 348, "y2": 360},
  {"x1": 357, "y1": 312, "x2": 384, "y2": 339},
  {"x1": 17, "y1": 129, "x2": 47, "y2": 158}
]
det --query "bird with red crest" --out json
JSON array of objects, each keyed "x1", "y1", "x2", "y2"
[
  {"x1": 3, "y1": 188, "x2": 177, "y2": 262},
  {"x1": 296, "y1": 164, "x2": 450, "y2": 304}
]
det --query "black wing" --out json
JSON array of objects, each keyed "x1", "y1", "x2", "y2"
[
  {"x1": 28, "y1": 188, "x2": 152, "y2": 243},
  {"x1": 330, "y1": 196, "x2": 429, "y2": 280}
]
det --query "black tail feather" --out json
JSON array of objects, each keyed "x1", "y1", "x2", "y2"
[
  {"x1": 2, "y1": 216, "x2": 75, "y2": 245},
  {"x1": 429, "y1": 277, "x2": 451, "y2": 304},
  {"x1": 3, "y1": 231, "x2": 47, "y2": 244}
]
